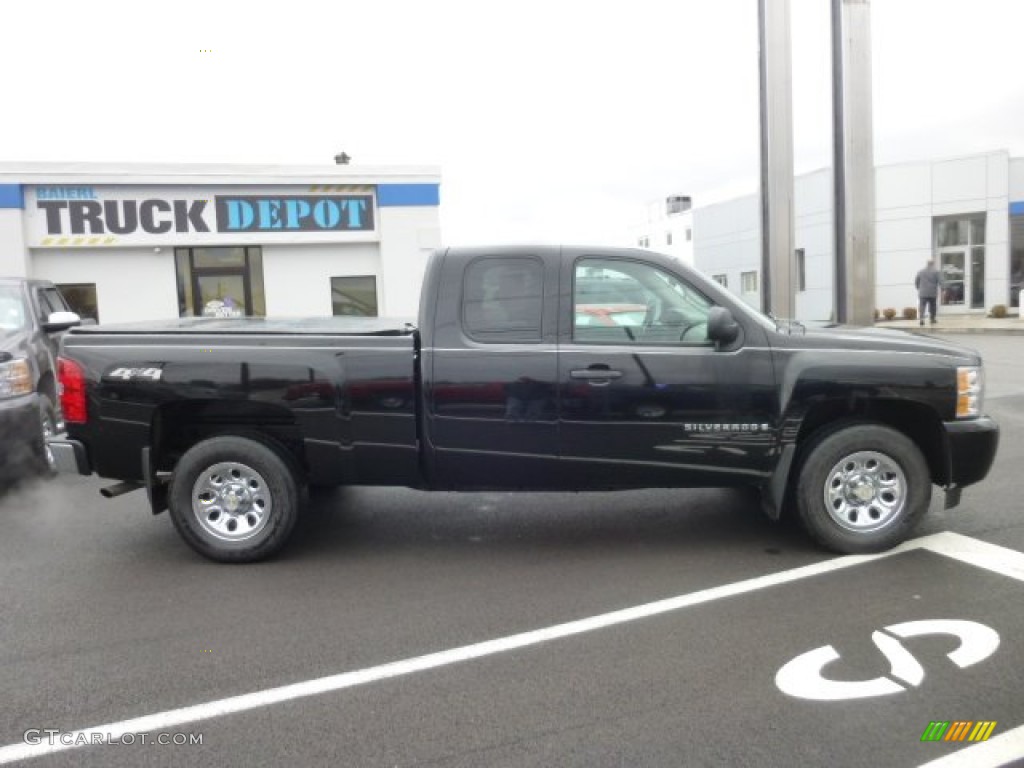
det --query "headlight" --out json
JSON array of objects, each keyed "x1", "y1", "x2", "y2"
[
  {"x1": 0, "y1": 358, "x2": 33, "y2": 399},
  {"x1": 956, "y1": 365, "x2": 983, "y2": 419}
]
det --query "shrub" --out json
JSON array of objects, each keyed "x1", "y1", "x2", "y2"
[
  {"x1": 990, "y1": 304, "x2": 1008, "y2": 319},
  {"x1": 902, "y1": 307, "x2": 918, "y2": 320},
  {"x1": 882, "y1": 308, "x2": 897, "y2": 321}
]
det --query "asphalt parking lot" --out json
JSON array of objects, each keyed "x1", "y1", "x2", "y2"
[{"x1": 0, "y1": 334, "x2": 1022, "y2": 767}]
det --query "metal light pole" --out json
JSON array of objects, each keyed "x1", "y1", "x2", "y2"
[
  {"x1": 758, "y1": 0, "x2": 797, "y2": 319},
  {"x1": 832, "y1": 0, "x2": 875, "y2": 325}
]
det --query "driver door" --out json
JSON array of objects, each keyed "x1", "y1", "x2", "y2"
[{"x1": 557, "y1": 251, "x2": 777, "y2": 488}]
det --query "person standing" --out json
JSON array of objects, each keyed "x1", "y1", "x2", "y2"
[{"x1": 915, "y1": 258, "x2": 942, "y2": 326}]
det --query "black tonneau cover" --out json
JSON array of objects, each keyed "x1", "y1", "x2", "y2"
[{"x1": 69, "y1": 316, "x2": 417, "y2": 336}]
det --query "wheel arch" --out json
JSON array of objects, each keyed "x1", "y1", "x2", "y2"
[
  {"x1": 765, "y1": 398, "x2": 949, "y2": 519},
  {"x1": 151, "y1": 400, "x2": 308, "y2": 482}
]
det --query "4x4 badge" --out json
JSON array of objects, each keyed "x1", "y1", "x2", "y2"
[{"x1": 775, "y1": 619, "x2": 999, "y2": 701}]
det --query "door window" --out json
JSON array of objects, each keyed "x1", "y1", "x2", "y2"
[
  {"x1": 195, "y1": 274, "x2": 247, "y2": 317},
  {"x1": 573, "y1": 258, "x2": 712, "y2": 344},
  {"x1": 940, "y1": 251, "x2": 966, "y2": 307}
]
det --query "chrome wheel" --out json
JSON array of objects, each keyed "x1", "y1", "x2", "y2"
[
  {"x1": 823, "y1": 451, "x2": 906, "y2": 532},
  {"x1": 191, "y1": 462, "x2": 272, "y2": 542}
]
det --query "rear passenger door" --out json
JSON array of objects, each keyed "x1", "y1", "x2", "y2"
[{"x1": 424, "y1": 249, "x2": 562, "y2": 489}]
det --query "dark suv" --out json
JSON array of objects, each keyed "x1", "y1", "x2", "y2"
[{"x1": 0, "y1": 278, "x2": 80, "y2": 484}]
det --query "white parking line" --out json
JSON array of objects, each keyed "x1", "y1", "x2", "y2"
[{"x1": 1, "y1": 531, "x2": 1022, "y2": 764}]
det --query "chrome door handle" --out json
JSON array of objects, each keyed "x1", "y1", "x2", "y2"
[{"x1": 570, "y1": 368, "x2": 623, "y2": 381}]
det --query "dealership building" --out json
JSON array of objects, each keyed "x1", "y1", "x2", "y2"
[
  {"x1": 0, "y1": 162, "x2": 442, "y2": 324},
  {"x1": 633, "y1": 150, "x2": 1024, "y2": 319}
]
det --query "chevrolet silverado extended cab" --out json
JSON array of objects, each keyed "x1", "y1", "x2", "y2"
[{"x1": 48, "y1": 246, "x2": 998, "y2": 562}]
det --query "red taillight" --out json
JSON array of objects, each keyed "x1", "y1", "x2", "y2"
[{"x1": 58, "y1": 356, "x2": 87, "y2": 424}]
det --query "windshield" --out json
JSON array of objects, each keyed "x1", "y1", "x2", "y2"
[{"x1": 0, "y1": 285, "x2": 28, "y2": 333}]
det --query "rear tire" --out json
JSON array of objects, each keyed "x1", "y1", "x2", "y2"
[
  {"x1": 168, "y1": 436, "x2": 300, "y2": 563},
  {"x1": 795, "y1": 423, "x2": 931, "y2": 553}
]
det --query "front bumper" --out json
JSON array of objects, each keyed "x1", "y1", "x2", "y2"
[
  {"x1": 46, "y1": 437, "x2": 91, "y2": 476},
  {"x1": 943, "y1": 415, "x2": 999, "y2": 489}
]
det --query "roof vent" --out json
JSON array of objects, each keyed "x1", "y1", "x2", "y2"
[{"x1": 666, "y1": 195, "x2": 691, "y2": 214}]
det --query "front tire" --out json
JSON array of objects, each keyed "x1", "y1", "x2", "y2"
[
  {"x1": 795, "y1": 423, "x2": 931, "y2": 554},
  {"x1": 168, "y1": 436, "x2": 300, "y2": 563},
  {"x1": 33, "y1": 398, "x2": 59, "y2": 477}
]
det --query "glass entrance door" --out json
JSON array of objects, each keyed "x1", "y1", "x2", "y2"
[
  {"x1": 939, "y1": 251, "x2": 966, "y2": 308},
  {"x1": 194, "y1": 272, "x2": 248, "y2": 317},
  {"x1": 174, "y1": 247, "x2": 266, "y2": 318},
  {"x1": 934, "y1": 215, "x2": 985, "y2": 310}
]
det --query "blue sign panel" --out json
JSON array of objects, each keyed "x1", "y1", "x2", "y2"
[
  {"x1": 377, "y1": 183, "x2": 440, "y2": 207},
  {"x1": 214, "y1": 195, "x2": 374, "y2": 232},
  {"x1": 0, "y1": 184, "x2": 24, "y2": 209}
]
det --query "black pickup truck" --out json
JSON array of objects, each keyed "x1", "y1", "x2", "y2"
[
  {"x1": 48, "y1": 246, "x2": 998, "y2": 562},
  {"x1": 0, "y1": 277, "x2": 80, "y2": 483}
]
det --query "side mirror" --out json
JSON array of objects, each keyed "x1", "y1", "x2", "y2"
[
  {"x1": 43, "y1": 311, "x2": 81, "y2": 333},
  {"x1": 707, "y1": 306, "x2": 740, "y2": 348}
]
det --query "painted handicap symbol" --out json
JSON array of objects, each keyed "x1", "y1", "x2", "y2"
[{"x1": 775, "y1": 619, "x2": 999, "y2": 701}]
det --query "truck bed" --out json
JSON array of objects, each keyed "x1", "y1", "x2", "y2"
[{"x1": 69, "y1": 316, "x2": 417, "y2": 336}]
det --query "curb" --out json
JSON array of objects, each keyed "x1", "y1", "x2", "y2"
[{"x1": 878, "y1": 326, "x2": 1024, "y2": 336}]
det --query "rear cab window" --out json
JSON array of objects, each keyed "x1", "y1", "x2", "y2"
[{"x1": 462, "y1": 257, "x2": 545, "y2": 343}]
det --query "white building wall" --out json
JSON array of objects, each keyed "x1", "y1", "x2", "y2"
[
  {"x1": 377, "y1": 206, "x2": 442, "y2": 318},
  {"x1": 984, "y1": 153, "x2": 1011, "y2": 310},
  {"x1": 628, "y1": 199, "x2": 695, "y2": 266},
  {"x1": 691, "y1": 150, "x2": 1015, "y2": 321},
  {"x1": 874, "y1": 160, "x2": 933, "y2": 313},
  {"x1": 261, "y1": 243, "x2": 380, "y2": 317},
  {"x1": 0, "y1": 162, "x2": 442, "y2": 324},
  {"x1": 693, "y1": 196, "x2": 760, "y2": 309},
  {"x1": 0, "y1": 209, "x2": 28, "y2": 276},
  {"x1": 30, "y1": 248, "x2": 179, "y2": 323},
  {"x1": 794, "y1": 169, "x2": 834, "y2": 320},
  {"x1": 1011, "y1": 158, "x2": 1024, "y2": 199}
]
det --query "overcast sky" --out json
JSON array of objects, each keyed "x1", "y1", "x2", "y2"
[{"x1": 2, "y1": 0, "x2": 1022, "y2": 245}]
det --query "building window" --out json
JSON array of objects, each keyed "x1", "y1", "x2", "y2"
[
  {"x1": 934, "y1": 214, "x2": 985, "y2": 309},
  {"x1": 666, "y1": 232, "x2": 673, "y2": 246},
  {"x1": 330, "y1": 276, "x2": 378, "y2": 316},
  {"x1": 175, "y1": 246, "x2": 266, "y2": 318},
  {"x1": 57, "y1": 283, "x2": 99, "y2": 323},
  {"x1": 712, "y1": 274, "x2": 728, "y2": 288},
  {"x1": 462, "y1": 256, "x2": 544, "y2": 342},
  {"x1": 796, "y1": 248, "x2": 806, "y2": 292},
  {"x1": 685, "y1": 228, "x2": 692, "y2": 242},
  {"x1": 741, "y1": 271, "x2": 758, "y2": 294}
]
